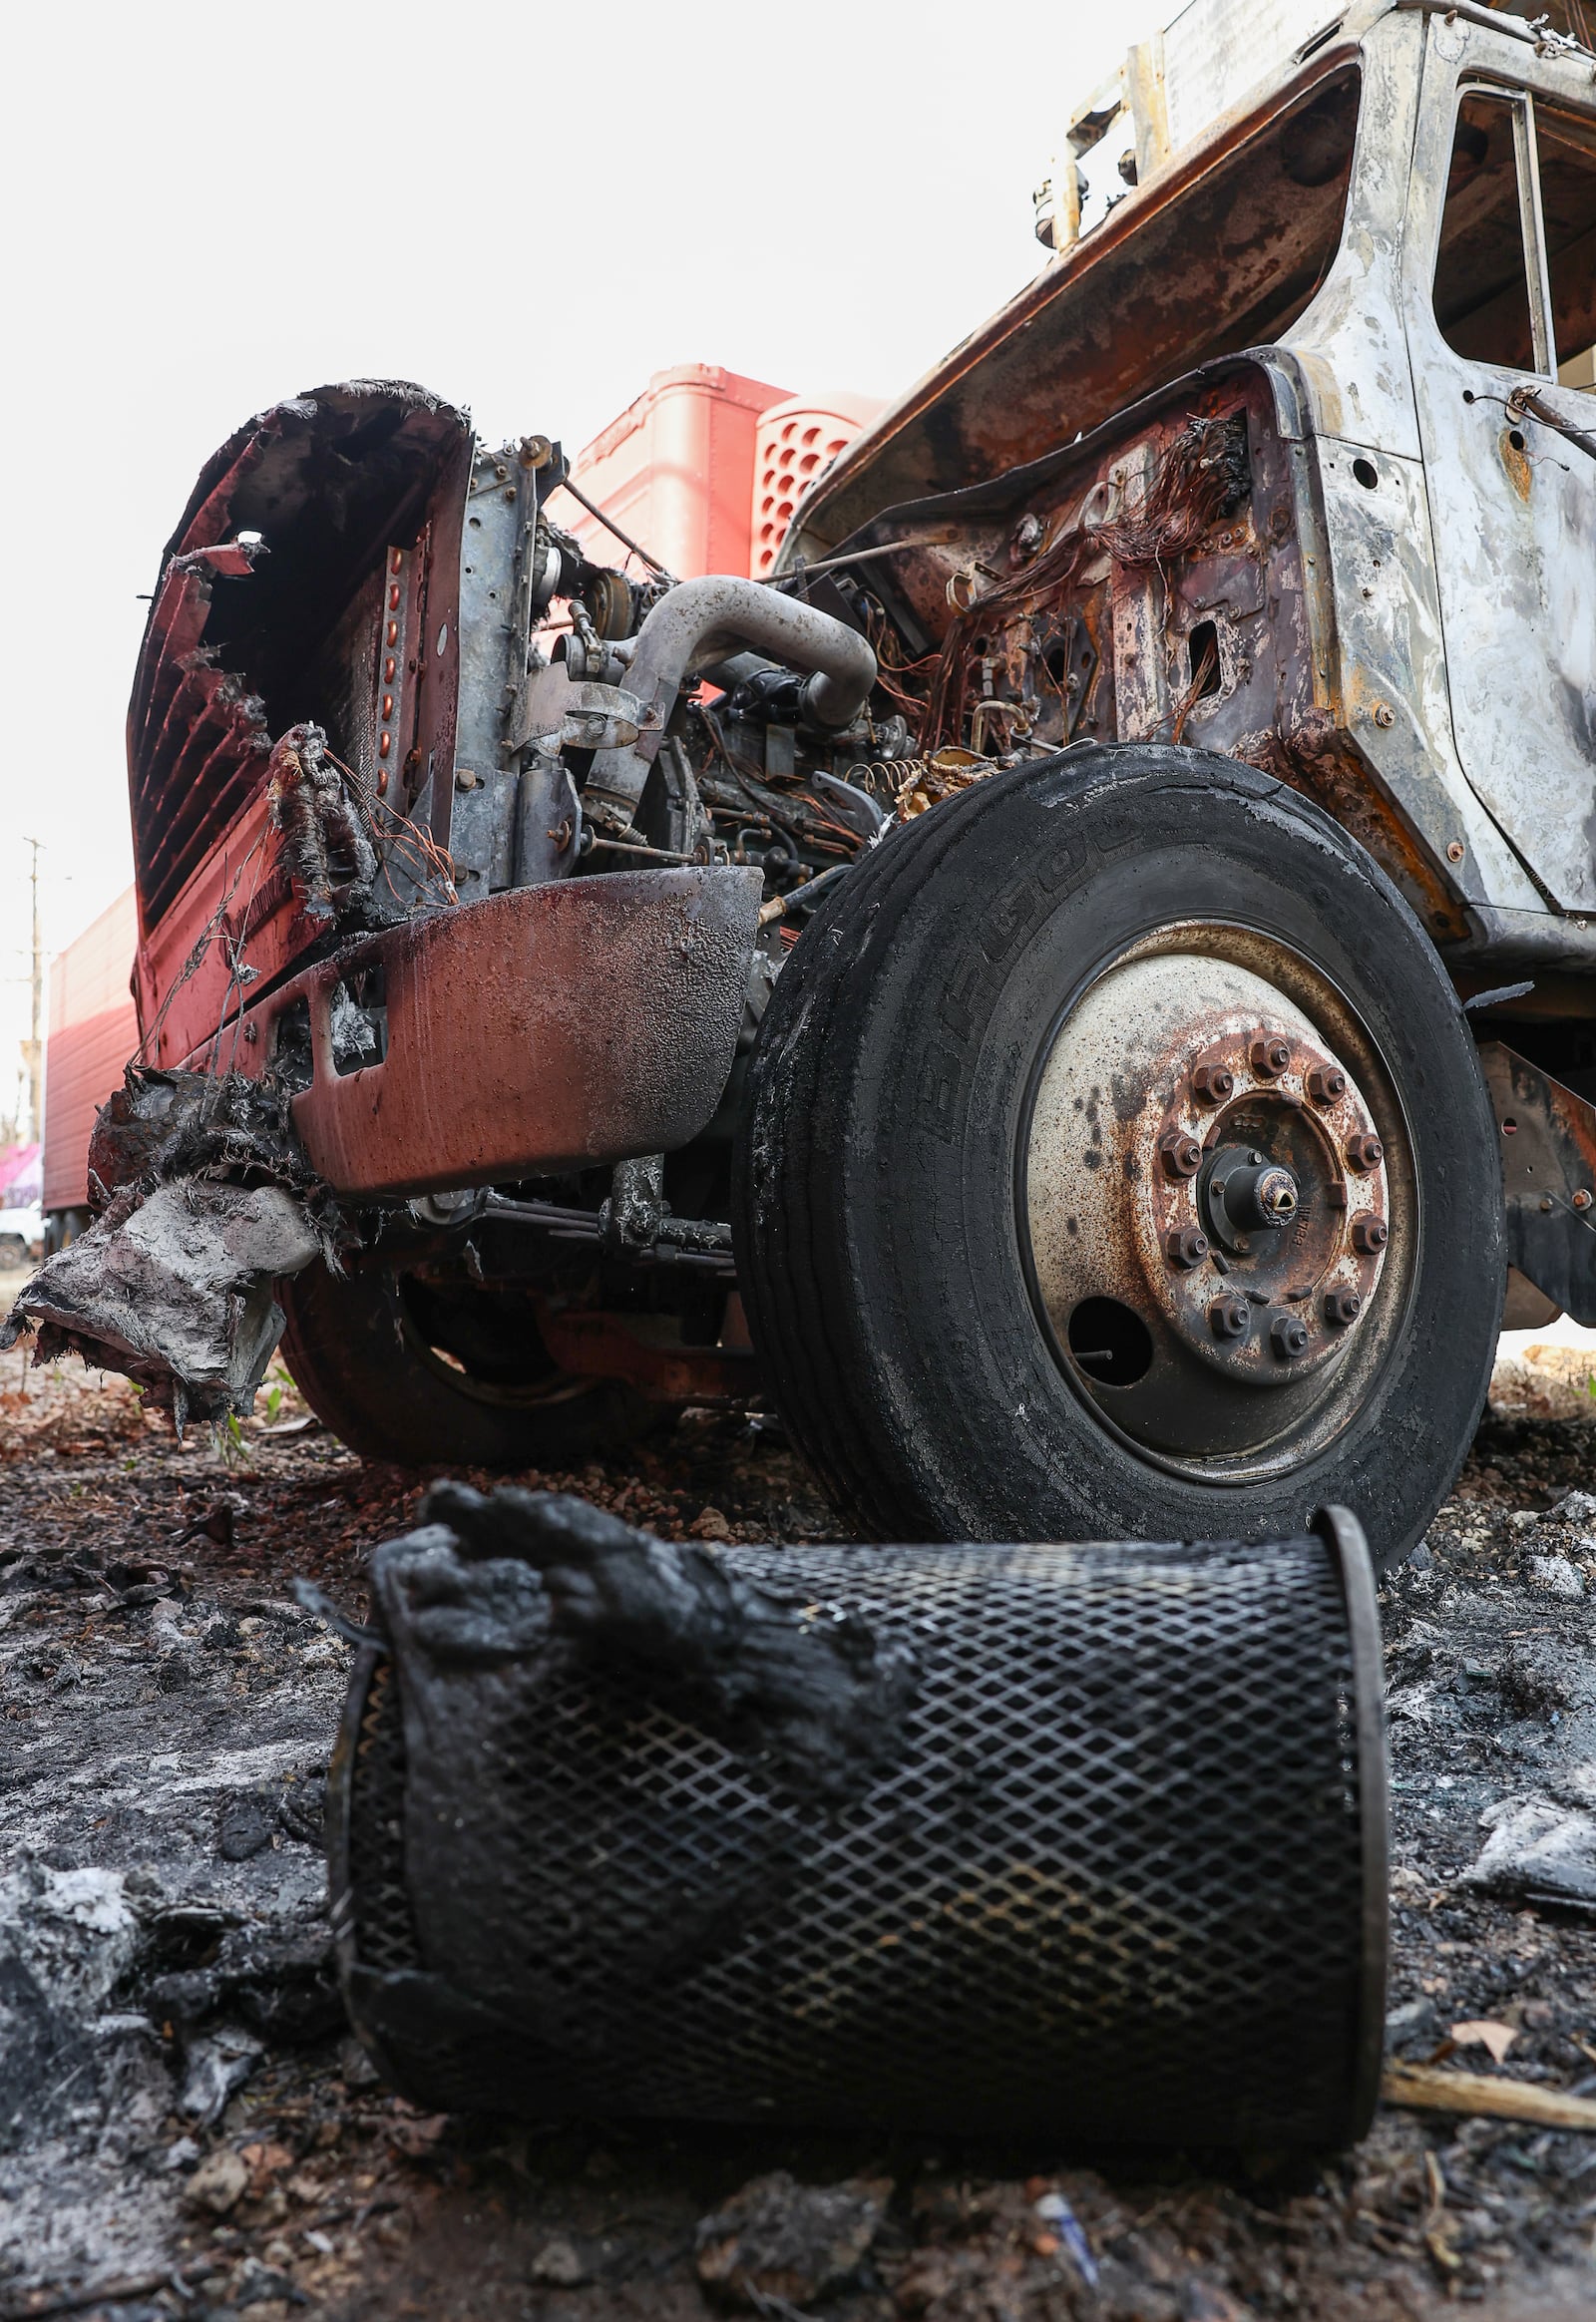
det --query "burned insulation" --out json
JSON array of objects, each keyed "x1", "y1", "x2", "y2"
[
  {"x1": 328, "y1": 1488, "x2": 1388, "y2": 2148},
  {"x1": 1, "y1": 1066, "x2": 338, "y2": 1429},
  {"x1": 266, "y1": 723, "x2": 379, "y2": 922}
]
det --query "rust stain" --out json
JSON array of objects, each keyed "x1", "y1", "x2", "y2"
[
  {"x1": 534, "y1": 1304, "x2": 761, "y2": 1404},
  {"x1": 205, "y1": 869, "x2": 761, "y2": 1197},
  {"x1": 1499, "y1": 428, "x2": 1533, "y2": 503}
]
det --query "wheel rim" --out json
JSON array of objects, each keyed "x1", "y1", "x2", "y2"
[{"x1": 1019, "y1": 921, "x2": 1413, "y2": 1481}]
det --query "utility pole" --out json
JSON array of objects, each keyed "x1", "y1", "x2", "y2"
[{"x1": 21, "y1": 838, "x2": 41, "y2": 1146}]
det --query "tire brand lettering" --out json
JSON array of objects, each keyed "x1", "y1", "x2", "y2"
[
  {"x1": 1038, "y1": 831, "x2": 1088, "y2": 891},
  {"x1": 982, "y1": 882, "x2": 1040, "y2": 965},
  {"x1": 921, "y1": 1045, "x2": 962, "y2": 1141},
  {"x1": 939, "y1": 956, "x2": 983, "y2": 1044}
]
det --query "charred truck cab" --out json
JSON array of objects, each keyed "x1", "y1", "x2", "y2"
[{"x1": 109, "y1": 0, "x2": 1595, "y2": 1566}]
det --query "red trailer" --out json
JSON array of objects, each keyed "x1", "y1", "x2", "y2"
[{"x1": 43, "y1": 887, "x2": 139, "y2": 1249}]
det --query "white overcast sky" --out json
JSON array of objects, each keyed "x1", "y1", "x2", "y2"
[{"x1": 0, "y1": 0, "x2": 1159, "y2": 1086}]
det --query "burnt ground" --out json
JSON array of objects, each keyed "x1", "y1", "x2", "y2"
[{"x1": 4, "y1": 1288, "x2": 1596, "y2": 2322}]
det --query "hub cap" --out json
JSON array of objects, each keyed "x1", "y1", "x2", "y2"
[{"x1": 1024, "y1": 942, "x2": 1399, "y2": 1467}]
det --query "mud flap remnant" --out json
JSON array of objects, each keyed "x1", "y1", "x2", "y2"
[{"x1": 1, "y1": 1067, "x2": 338, "y2": 1430}]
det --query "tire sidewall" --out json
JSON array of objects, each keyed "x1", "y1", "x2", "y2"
[{"x1": 761, "y1": 747, "x2": 1502, "y2": 1563}]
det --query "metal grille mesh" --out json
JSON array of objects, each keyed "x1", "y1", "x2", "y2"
[{"x1": 343, "y1": 1536, "x2": 1380, "y2": 2145}]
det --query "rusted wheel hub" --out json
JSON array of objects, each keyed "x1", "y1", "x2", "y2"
[{"x1": 1024, "y1": 944, "x2": 1398, "y2": 1467}]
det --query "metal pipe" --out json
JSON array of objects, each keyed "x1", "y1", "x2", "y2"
[{"x1": 587, "y1": 577, "x2": 878, "y2": 818}]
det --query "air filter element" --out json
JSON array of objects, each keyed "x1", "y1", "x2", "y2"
[{"x1": 328, "y1": 1487, "x2": 1386, "y2": 2148}]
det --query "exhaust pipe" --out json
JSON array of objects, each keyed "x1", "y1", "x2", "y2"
[{"x1": 327, "y1": 1490, "x2": 1387, "y2": 2148}]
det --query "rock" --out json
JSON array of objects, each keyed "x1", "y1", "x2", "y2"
[
  {"x1": 1180, "y1": 2285, "x2": 1257, "y2": 2321},
  {"x1": 530, "y1": 2236, "x2": 589, "y2": 2286},
  {"x1": 338, "y1": 2032, "x2": 380, "y2": 2089},
  {"x1": 216, "y1": 1792, "x2": 277, "y2": 1862},
  {"x1": 185, "y1": 2144, "x2": 249, "y2": 2214},
  {"x1": 1385, "y1": 1994, "x2": 1440, "y2": 2059},
  {"x1": 1525, "y1": 1555, "x2": 1585, "y2": 1598},
  {"x1": 1463, "y1": 1793, "x2": 1596, "y2": 1906},
  {"x1": 1092, "y1": 2257, "x2": 1180, "y2": 2322},
  {"x1": 891, "y1": 2248, "x2": 964, "y2": 2313},
  {"x1": 689, "y1": 1505, "x2": 732, "y2": 1542},
  {"x1": 1500, "y1": 1643, "x2": 1575, "y2": 1718},
  {"x1": 180, "y1": 2025, "x2": 262, "y2": 2126},
  {"x1": 696, "y1": 2170, "x2": 891, "y2": 2309}
]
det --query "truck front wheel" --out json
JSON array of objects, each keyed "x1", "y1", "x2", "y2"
[{"x1": 732, "y1": 744, "x2": 1502, "y2": 1571}]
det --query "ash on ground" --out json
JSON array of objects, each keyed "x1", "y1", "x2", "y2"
[{"x1": 4, "y1": 1311, "x2": 1596, "y2": 2322}]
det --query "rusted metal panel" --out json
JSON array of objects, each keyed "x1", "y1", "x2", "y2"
[
  {"x1": 787, "y1": 39, "x2": 1372, "y2": 547},
  {"x1": 781, "y1": 7, "x2": 1593, "y2": 971},
  {"x1": 128, "y1": 383, "x2": 472, "y2": 1054},
  {"x1": 1402, "y1": 21, "x2": 1596, "y2": 916},
  {"x1": 1479, "y1": 1041, "x2": 1596, "y2": 1325},
  {"x1": 210, "y1": 869, "x2": 762, "y2": 1198},
  {"x1": 1302, "y1": 435, "x2": 1524, "y2": 939},
  {"x1": 134, "y1": 791, "x2": 285, "y2": 1068},
  {"x1": 534, "y1": 1305, "x2": 760, "y2": 1403}
]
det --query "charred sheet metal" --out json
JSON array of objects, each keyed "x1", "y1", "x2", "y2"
[
  {"x1": 785, "y1": 9, "x2": 1596, "y2": 970},
  {"x1": 328, "y1": 1488, "x2": 1387, "y2": 2147},
  {"x1": 1, "y1": 1069, "x2": 336, "y2": 1428},
  {"x1": 130, "y1": 381, "x2": 471, "y2": 1050},
  {"x1": 1400, "y1": 21, "x2": 1596, "y2": 919},
  {"x1": 3, "y1": 1183, "x2": 319, "y2": 1429},
  {"x1": 1480, "y1": 1042, "x2": 1596, "y2": 1324},
  {"x1": 225, "y1": 868, "x2": 762, "y2": 1198},
  {"x1": 788, "y1": 53, "x2": 1368, "y2": 539}
]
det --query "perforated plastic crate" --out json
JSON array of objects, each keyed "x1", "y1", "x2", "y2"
[{"x1": 752, "y1": 393, "x2": 882, "y2": 576}]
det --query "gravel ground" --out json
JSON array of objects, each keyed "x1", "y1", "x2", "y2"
[{"x1": 4, "y1": 1289, "x2": 1596, "y2": 2322}]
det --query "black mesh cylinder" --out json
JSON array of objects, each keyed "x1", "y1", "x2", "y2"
[{"x1": 329, "y1": 1501, "x2": 1386, "y2": 2149}]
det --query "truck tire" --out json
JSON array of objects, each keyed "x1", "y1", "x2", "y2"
[
  {"x1": 732, "y1": 743, "x2": 1502, "y2": 1571},
  {"x1": 276, "y1": 1261, "x2": 654, "y2": 1468}
]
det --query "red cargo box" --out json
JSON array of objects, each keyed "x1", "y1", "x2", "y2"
[{"x1": 557, "y1": 364, "x2": 792, "y2": 581}]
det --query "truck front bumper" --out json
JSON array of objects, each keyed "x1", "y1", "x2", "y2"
[{"x1": 224, "y1": 868, "x2": 764, "y2": 1199}]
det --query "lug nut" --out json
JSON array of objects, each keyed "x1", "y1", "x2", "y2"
[
  {"x1": 1250, "y1": 1034, "x2": 1292, "y2": 1078},
  {"x1": 1307, "y1": 1064, "x2": 1347, "y2": 1105},
  {"x1": 1210, "y1": 1294, "x2": 1252, "y2": 1341},
  {"x1": 1191, "y1": 1062, "x2": 1235, "y2": 1106},
  {"x1": 1345, "y1": 1132, "x2": 1384, "y2": 1172},
  {"x1": 1270, "y1": 1312, "x2": 1310, "y2": 1358},
  {"x1": 1160, "y1": 1131, "x2": 1203, "y2": 1179},
  {"x1": 1351, "y1": 1214, "x2": 1389, "y2": 1254},
  {"x1": 1323, "y1": 1288, "x2": 1363, "y2": 1327},
  {"x1": 1164, "y1": 1225, "x2": 1211, "y2": 1270}
]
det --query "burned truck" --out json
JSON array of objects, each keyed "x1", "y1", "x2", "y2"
[{"x1": 31, "y1": 0, "x2": 1596, "y2": 1567}]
